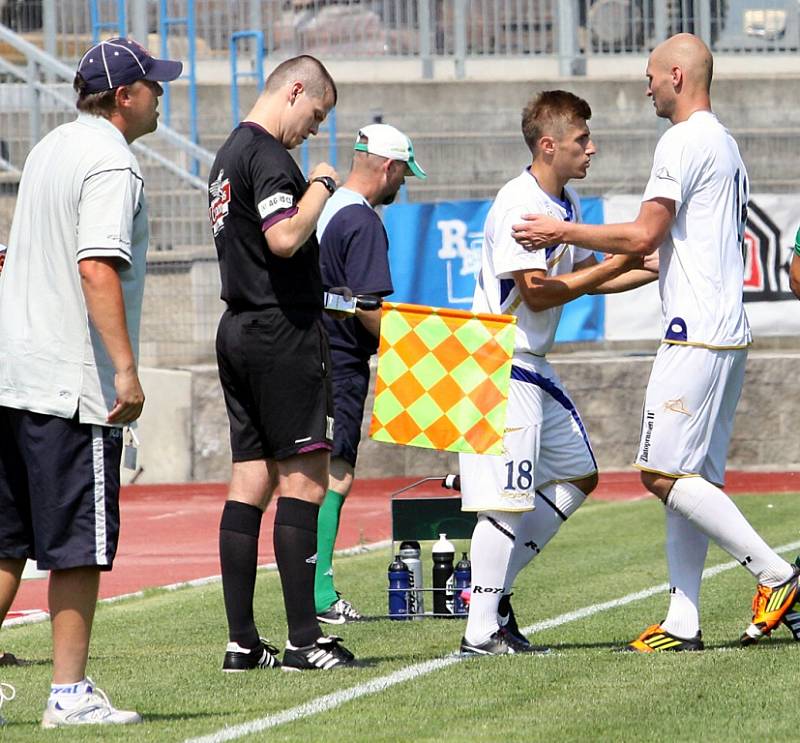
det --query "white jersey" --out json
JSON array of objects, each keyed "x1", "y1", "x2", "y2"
[
  {"x1": 0, "y1": 114, "x2": 148, "y2": 426},
  {"x1": 473, "y1": 168, "x2": 593, "y2": 357},
  {"x1": 643, "y1": 111, "x2": 751, "y2": 349}
]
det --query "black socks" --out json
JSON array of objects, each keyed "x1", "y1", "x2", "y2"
[
  {"x1": 219, "y1": 500, "x2": 263, "y2": 648},
  {"x1": 274, "y1": 497, "x2": 322, "y2": 647}
]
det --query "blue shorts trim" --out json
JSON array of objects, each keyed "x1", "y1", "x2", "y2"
[{"x1": 510, "y1": 365, "x2": 597, "y2": 470}]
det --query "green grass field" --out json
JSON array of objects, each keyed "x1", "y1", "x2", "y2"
[{"x1": 2, "y1": 492, "x2": 800, "y2": 742}]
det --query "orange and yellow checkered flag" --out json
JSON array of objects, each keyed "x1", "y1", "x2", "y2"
[{"x1": 369, "y1": 302, "x2": 516, "y2": 455}]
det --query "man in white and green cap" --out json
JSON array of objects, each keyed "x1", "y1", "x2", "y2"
[{"x1": 314, "y1": 124, "x2": 426, "y2": 623}]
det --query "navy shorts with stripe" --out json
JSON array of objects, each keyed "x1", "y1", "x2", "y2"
[{"x1": 0, "y1": 406, "x2": 122, "y2": 571}]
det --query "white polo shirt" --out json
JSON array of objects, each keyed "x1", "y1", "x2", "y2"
[
  {"x1": 642, "y1": 110, "x2": 751, "y2": 349},
  {"x1": 0, "y1": 113, "x2": 148, "y2": 426},
  {"x1": 473, "y1": 169, "x2": 592, "y2": 357}
]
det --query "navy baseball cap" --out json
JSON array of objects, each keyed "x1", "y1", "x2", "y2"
[{"x1": 77, "y1": 37, "x2": 183, "y2": 93}]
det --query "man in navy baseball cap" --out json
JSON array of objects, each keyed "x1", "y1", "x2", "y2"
[
  {"x1": 73, "y1": 37, "x2": 182, "y2": 142},
  {"x1": 77, "y1": 37, "x2": 182, "y2": 93}
]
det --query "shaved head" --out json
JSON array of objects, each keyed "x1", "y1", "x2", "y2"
[
  {"x1": 645, "y1": 33, "x2": 713, "y2": 122},
  {"x1": 264, "y1": 55, "x2": 337, "y2": 105},
  {"x1": 650, "y1": 33, "x2": 713, "y2": 93}
]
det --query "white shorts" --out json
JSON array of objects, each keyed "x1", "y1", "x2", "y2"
[
  {"x1": 459, "y1": 357, "x2": 597, "y2": 513},
  {"x1": 634, "y1": 344, "x2": 746, "y2": 485}
]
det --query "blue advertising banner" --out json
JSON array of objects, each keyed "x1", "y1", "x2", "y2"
[{"x1": 383, "y1": 197, "x2": 606, "y2": 342}]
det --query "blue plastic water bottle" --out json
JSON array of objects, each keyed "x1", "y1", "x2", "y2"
[
  {"x1": 453, "y1": 552, "x2": 472, "y2": 615},
  {"x1": 388, "y1": 555, "x2": 411, "y2": 620},
  {"x1": 399, "y1": 540, "x2": 424, "y2": 618}
]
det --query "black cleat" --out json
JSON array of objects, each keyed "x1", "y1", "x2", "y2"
[
  {"x1": 282, "y1": 636, "x2": 355, "y2": 671},
  {"x1": 317, "y1": 596, "x2": 363, "y2": 625},
  {"x1": 461, "y1": 629, "x2": 550, "y2": 656},
  {"x1": 222, "y1": 639, "x2": 281, "y2": 672},
  {"x1": 497, "y1": 627, "x2": 551, "y2": 654},
  {"x1": 498, "y1": 593, "x2": 530, "y2": 648}
]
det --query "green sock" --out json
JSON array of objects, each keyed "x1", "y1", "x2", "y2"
[{"x1": 314, "y1": 489, "x2": 345, "y2": 613}]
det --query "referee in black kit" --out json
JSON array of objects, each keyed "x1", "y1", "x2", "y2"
[{"x1": 208, "y1": 55, "x2": 354, "y2": 671}]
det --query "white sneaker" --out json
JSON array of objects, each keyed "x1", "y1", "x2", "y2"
[
  {"x1": 0, "y1": 682, "x2": 15, "y2": 726},
  {"x1": 41, "y1": 680, "x2": 141, "y2": 728}
]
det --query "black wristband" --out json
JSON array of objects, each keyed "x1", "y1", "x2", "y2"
[{"x1": 311, "y1": 175, "x2": 336, "y2": 196}]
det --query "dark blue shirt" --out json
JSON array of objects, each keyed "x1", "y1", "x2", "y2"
[{"x1": 318, "y1": 192, "x2": 393, "y2": 377}]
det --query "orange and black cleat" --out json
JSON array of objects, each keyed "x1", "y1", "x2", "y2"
[
  {"x1": 741, "y1": 565, "x2": 800, "y2": 646},
  {"x1": 618, "y1": 624, "x2": 703, "y2": 653}
]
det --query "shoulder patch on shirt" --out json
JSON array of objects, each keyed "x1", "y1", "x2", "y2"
[
  {"x1": 209, "y1": 169, "x2": 231, "y2": 236},
  {"x1": 655, "y1": 166, "x2": 678, "y2": 184},
  {"x1": 258, "y1": 192, "x2": 294, "y2": 219}
]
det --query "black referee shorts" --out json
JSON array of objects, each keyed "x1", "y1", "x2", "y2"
[
  {"x1": 0, "y1": 406, "x2": 122, "y2": 571},
  {"x1": 331, "y1": 371, "x2": 370, "y2": 468},
  {"x1": 216, "y1": 307, "x2": 334, "y2": 462}
]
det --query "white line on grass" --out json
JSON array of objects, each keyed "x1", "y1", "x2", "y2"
[
  {"x1": 186, "y1": 539, "x2": 800, "y2": 743},
  {"x1": 1, "y1": 540, "x2": 392, "y2": 629}
]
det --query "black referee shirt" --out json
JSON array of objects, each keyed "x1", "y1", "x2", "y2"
[{"x1": 208, "y1": 122, "x2": 322, "y2": 311}]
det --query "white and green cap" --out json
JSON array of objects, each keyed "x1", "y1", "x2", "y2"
[{"x1": 354, "y1": 124, "x2": 426, "y2": 179}]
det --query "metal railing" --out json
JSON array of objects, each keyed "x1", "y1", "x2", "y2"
[
  {"x1": 0, "y1": 22, "x2": 220, "y2": 367},
  {"x1": 3, "y1": 1, "x2": 798, "y2": 74}
]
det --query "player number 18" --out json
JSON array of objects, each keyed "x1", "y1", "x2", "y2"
[{"x1": 505, "y1": 459, "x2": 533, "y2": 490}]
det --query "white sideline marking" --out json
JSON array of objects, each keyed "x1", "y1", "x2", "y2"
[
  {"x1": 186, "y1": 539, "x2": 800, "y2": 743},
  {"x1": 188, "y1": 656, "x2": 462, "y2": 743},
  {"x1": 2, "y1": 540, "x2": 392, "y2": 629}
]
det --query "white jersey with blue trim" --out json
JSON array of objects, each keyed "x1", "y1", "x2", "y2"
[
  {"x1": 642, "y1": 111, "x2": 751, "y2": 349},
  {"x1": 473, "y1": 168, "x2": 593, "y2": 357}
]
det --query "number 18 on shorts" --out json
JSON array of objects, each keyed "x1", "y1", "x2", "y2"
[{"x1": 459, "y1": 426, "x2": 537, "y2": 513}]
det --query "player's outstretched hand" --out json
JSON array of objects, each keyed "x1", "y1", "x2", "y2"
[
  {"x1": 511, "y1": 214, "x2": 563, "y2": 250},
  {"x1": 309, "y1": 162, "x2": 340, "y2": 187},
  {"x1": 108, "y1": 368, "x2": 145, "y2": 424}
]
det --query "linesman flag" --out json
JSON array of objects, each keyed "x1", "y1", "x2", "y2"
[{"x1": 369, "y1": 302, "x2": 516, "y2": 455}]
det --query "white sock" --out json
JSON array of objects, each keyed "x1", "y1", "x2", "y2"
[
  {"x1": 667, "y1": 477, "x2": 792, "y2": 586},
  {"x1": 660, "y1": 506, "x2": 708, "y2": 639},
  {"x1": 464, "y1": 511, "x2": 521, "y2": 646},
  {"x1": 503, "y1": 482, "x2": 587, "y2": 593},
  {"x1": 49, "y1": 679, "x2": 92, "y2": 708}
]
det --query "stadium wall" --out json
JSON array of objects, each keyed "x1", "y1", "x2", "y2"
[
  {"x1": 127, "y1": 349, "x2": 800, "y2": 485},
  {"x1": 195, "y1": 74, "x2": 800, "y2": 198}
]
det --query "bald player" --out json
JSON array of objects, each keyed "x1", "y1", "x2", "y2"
[{"x1": 511, "y1": 33, "x2": 799, "y2": 651}]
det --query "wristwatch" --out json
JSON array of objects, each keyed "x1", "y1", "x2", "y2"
[{"x1": 311, "y1": 175, "x2": 337, "y2": 196}]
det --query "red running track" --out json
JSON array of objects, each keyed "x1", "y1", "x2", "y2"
[{"x1": 7, "y1": 471, "x2": 800, "y2": 615}]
